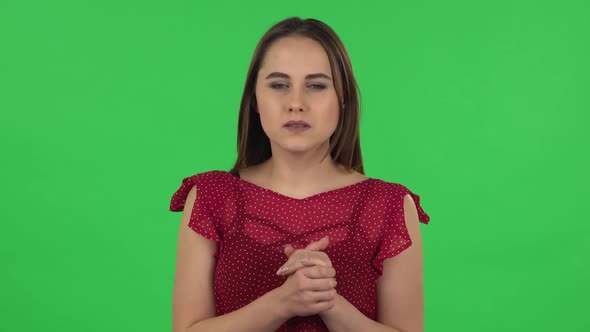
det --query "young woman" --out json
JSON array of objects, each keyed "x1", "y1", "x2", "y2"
[{"x1": 169, "y1": 17, "x2": 431, "y2": 332}]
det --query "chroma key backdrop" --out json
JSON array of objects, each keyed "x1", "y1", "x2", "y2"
[{"x1": 1, "y1": 1, "x2": 588, "y2": 331}]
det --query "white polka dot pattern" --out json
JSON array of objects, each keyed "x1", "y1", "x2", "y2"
[{"x1": 169, "y1": 170, "x2": 430, "y2": 331}]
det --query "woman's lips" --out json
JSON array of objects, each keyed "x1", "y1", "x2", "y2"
[
  {"x1": 284, "y1": 125, "x2": 311, "y2": 133},
  {"x1": 283, "y1": 120, "x2": 310, "y2": 127}
]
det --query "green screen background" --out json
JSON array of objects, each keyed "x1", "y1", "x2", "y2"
[{"x1": 1, "y1": 0, "x2": 588, "y2": 331}]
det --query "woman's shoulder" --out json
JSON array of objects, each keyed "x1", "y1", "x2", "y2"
[
  {"x1": 173, "y1": 169, "x2": 237, "y2": 189},
  {"x1": 184, "y1": 169, "x2": 229, "y2": 181},
  {"x1": 169, "y1": 170, "x2": 234, "y2": 212},
  {"x1": 369, "y1": 176, "x2": 431, "y2": 224},
  {"x1": 367, "y1": 176, "x2": 414, "y2": 196},
  {"x1": 183, "y1": 169, "x2": 238, "y2": 193}
]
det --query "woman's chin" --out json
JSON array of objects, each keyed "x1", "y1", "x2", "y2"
[{"x1": 286, "y1": 142, "x2": 330, "y2": 154}]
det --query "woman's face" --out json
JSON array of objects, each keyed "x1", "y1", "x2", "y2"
[{"x1": 255, "y1": 36, "x2": 340, "y2": 155}]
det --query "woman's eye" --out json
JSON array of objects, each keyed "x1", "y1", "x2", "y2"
[
  {"x1": 270, "y1": 83, "x2": 288, "y2": 89},
  {"x1": 269, "y1": 83, "x2": 326, "y2": 90},
  {"x1": 309, "y1": 84, "x2": 326, "y2": 90}
]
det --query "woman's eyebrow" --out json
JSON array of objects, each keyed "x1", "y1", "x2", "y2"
[{"x1": 264, "y1": 72, "x2": 332, "y2": 80}]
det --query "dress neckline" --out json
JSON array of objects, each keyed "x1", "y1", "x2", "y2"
[{"x1": 222, "y1": 170, "x2": 374, "y2": 202}]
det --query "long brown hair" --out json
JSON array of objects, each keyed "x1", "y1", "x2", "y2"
[{"x1": 228, "y1": 17, "x2": 364, "y2": 176}]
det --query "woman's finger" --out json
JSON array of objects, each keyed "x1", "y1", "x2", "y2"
[
  {"x1": 305, "y1": 236, "x2": 330, "y2": 251},
  {"x1": 301, "y1": 265, "x2": 336, "y2": 279},
  {"x1": 283, "y1": 236, "x2": 329, "y2": 259},
  {"x1": 284, "y1": 244, "x2": 296, "y2": 257},
  {"x1": 276, "y1": 256, "x2": 328, "y2": 276},
  {"x1": 306, "y1": 274, "x2": 337, "y2": 291}
]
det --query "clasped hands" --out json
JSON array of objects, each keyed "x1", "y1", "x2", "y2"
[{"x1": 274, "y1": 236, "x2": 338, "y2": 318}]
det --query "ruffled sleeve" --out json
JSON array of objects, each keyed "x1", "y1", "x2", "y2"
[
  {"x1": 169, "y1": 174, "x2": 221, "y2": 243},
  {"x1": 373, "y1": 185, "x2": 430, "y2": 276}
]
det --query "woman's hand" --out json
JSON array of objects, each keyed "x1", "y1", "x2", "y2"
[
  {"x1": 272, "y1": 236, "x2": 338, "y2": 318},
  {"x1": 276, "y1": 236, "x2": 333, "y2": 277},
  {"x1": 274, "y1": 262, "x2": 338, "y2": 317}
]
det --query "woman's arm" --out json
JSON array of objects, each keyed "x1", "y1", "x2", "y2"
[
  {"x1": 319, "y1": 294, "x2": 401, "y2": 332},
  {"x1": 186, "y1": 289, "x2": 288, "y2": 332},
  {"x1": 319, "y1": 194, "x2": 424, "y2": 332},
  {"x1": 173, "y1": 185, "x2": 289, "y2": 332}
]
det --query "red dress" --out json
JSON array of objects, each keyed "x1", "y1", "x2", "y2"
[{"x1": 169, "y1": 170, "x2": 430, "y2": 331}]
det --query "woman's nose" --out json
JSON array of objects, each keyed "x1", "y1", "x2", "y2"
[
  {"x1": 288, "y1": 89, "x2": 305, "y2": 112},
  {"x1": 289, "y1": 105, "x2": 304, "y2": 112}
]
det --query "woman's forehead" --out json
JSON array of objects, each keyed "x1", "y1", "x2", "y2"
[{"x1": 260, "y1": 37, "x2": 331, "y2": 76}]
